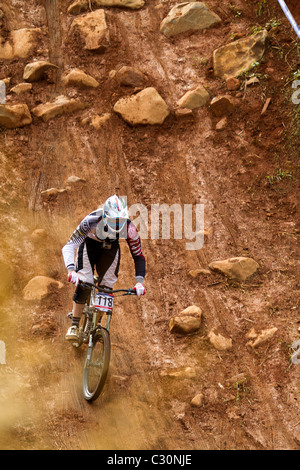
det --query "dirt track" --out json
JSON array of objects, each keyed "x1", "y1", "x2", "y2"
[{"x1": 0, "y1": 0, "x2": 299, "y2": 450}]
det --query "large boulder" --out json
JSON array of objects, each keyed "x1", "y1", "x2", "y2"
[
  {"x1": 62, "y1": 68, "x2": 99, "y2": 88},
  {"x1": 114, "y1": 66, "x2": 146, "y2": 87},
  {"x1": 0, "y1": 28, "x2": 42, "y2": 60},
  {"x1": 210, "y1": 95, "x2": 235, "y2": 117},
  {"x1": 23, "y1": 276, "x2": 64, "y2": 301},
  {"x1": 246, "y1": 327, "x2": 278, "y2": 348},
  {"x1": 68, "y1": 0, "x2": 145, "y2": 14},
  {"x1": 10, "y1": 83, "x2": 33, "y2": 95},
  {"x1": 70, "y1": 9, "x2": 109, "y2": 52},
  {"x1": 113, "y1": 87, "x2": 170, "y2": 125},
  {"x1": 81, "y1": 112, "x2": 112, "y2": 129},
  {"x1": 208, "y1": 331, "x2": 233, "y2": 351},
  {"x1": 0, "y1": 104, "x2": 32, "y2": 128},
  {"x1": 177, "y1": 86, "x2": 210, "y2": 110},
  {"x1": 213, "y1": 30, "x2": 268, "y2": 79},
  {"x1": 160, "y1": 2, "x2": 221, "y2": 38},
  {"x1": 23, "y1": 61, "x2": 58, "y2": 82},
  {"x1": 32, "y1": 95, "x2": 90, "y2": 122},
  {"x1": 170, "y1": 305, "x2": 202, "y2": 334},
  {"x1": 209, "y1": 257, "x2": 259, "y2": 281}
]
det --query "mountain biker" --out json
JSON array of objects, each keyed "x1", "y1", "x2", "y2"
[{"x1": 62, "y1": 195, "x2": 146, "y2": 341}]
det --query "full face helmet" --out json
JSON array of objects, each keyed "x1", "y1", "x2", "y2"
[{"x1": 100, "y1": 195, "x2": 129, "y2": 236}]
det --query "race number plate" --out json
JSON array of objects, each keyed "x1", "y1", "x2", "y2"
[{"x1": 95, "y1": 292, "x2": 114, "y2": 312}]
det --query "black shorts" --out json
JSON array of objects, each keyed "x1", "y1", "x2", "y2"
[{"x1": 76, "y1": 237, "x2": 120, "y2": 288}]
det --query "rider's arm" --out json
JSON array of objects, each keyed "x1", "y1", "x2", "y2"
[
  {"x1": 62, "y1": 215, "x2": 93, "y2": 271},
  {"x1": 62, "y1": 210, "x2": 103, "y2": 271},
  {"x1": 126, "y1": 221, "x2": 146, "y2": 283}
]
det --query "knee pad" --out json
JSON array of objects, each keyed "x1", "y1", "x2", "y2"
[{"x1": 73, "y1": 284, "x2": 90, "y2": 305}]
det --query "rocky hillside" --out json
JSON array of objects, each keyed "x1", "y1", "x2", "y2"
[{"x1": 0, "y1": 0, "x2": 299, "y2": 450}]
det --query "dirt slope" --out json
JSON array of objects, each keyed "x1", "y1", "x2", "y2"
[{"x1": 0, "y1": 0, "x2": 299, "y2": 450}]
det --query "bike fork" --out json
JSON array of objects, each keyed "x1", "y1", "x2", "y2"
[{"x1": 87, "y1": 334, "x2": 93, "y2": 362}]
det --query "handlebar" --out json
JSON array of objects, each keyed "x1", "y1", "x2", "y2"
[{"x1": 79, "y1": 280, "x2": 137, "y2": 296}]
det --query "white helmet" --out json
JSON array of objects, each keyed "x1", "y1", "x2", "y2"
[{"x1": 102, "y1": 195, "x2": 128, "y2": 234}]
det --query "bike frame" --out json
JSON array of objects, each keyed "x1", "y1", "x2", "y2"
[{"x1": 82, "y1": 279, "x2": 136, "y2": 334}]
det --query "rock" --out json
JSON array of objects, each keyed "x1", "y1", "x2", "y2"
[
  {"x1": 160, "y1": 2, "x2": 221, "y2": 38},
  {"x1": 0, "y1": 103, "x2": 32, "y2": 128},
  {"x1": 210, "y1": 95, "x2": 235, "y2": 117},
  {"x1": 32, "y1": 95, "x2": 90, "y2": 122},
  {"x1": 113, "y1": 87, "x2": 170, "y2": 125},
  {"x1": 170, "y1": 305, "x2": 202, "y2": 335},
  {"x1": 1, "y1": 78, "x2": 11, "y2": 87},
  {"x1": 175, "y1": 108, "x2": 193, "y2": 118},
  {"x1": 213, "y1": 30, "x2": 268, "y2": 79},
  {"x1": 65, "y1": 175, "x2": 86, "y2": 185},
  {"x1": 23, "y1": 61, "x2": 58, "y2": 82},
  {"x1": 82, "y1": 112, "x2": 112, "y2": 129},
  {"x1": 226, "y1": 77, "x2": 240, "y2": 91},
  {"x1": 10, "y1": 83, "x2": 32, "y2": 95},
  {"x1": 23, "y1": 276, "x2": 63, "y2": 301},
  {"x1": 209, "y1": 257, "x2": 259, "y2": 282},
  {"x1": 246, "y1": 76, "x2": 260, "y2": 86},
  {"x1": 208, "y1": 331, "x2": 233, "y2": 351},
  {"x1": 177, "y1": 86, "x2": 210, "y2": 110},
  {"x1": 160, "y1": 367, "x2": 196, "y2": 379},
  {"x1": 261, "y1": 97, "x2": 271, "y2": 116},
  {"x1": 70, "y1": 9, "x2": 109, "y2": 52},
  {"x1": 67, "y1": 1, "x2": 90, "y2": 14},
  {"x1": 246, "y1": 327, "x2": 278, "y2": 348},
  {"x1": 191, "y1": 393, "x2": 203, "y2": 407},
  {"x1": 68, "y1": 0, "x2": 145, "y2": 14},
  {"x1": 189, "y1": 269, "x2": 211, "y2": 277},
  {"x1": 0, "y1": 28, "x2": 42, "y2": 60},
  {"x1": 62, "y1": 68, "x2": 99, "y2": 88},
  {"x1": 215, "y1": 116, "x2": 228, "y2": 131},
  {"x1": 114, "y1": 66, "x2": 146, "y2": 87},
  {"x1": 40, "y1": 188, "x2": 67, "y2": 197}
]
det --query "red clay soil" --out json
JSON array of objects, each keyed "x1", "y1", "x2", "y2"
[
  {"x1": 285, "y1": 0, "x2": 300, "y2": 21},
  {"x1": 0, "y1": 0, "x2": 299, "y2": 451}
]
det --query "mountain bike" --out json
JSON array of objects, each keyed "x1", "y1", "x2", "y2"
[{"x1": 67, "y1": 278, "x2": 136, "y2": 402}]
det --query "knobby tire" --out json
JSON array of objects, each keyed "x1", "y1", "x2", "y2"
[{"x1": 82, "y1": 328, "x2": 111, "y2": 402}]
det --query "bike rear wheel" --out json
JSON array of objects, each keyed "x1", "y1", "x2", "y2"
[{"x1": 82, "y1": 328, "x2": 111, "y2": 402}]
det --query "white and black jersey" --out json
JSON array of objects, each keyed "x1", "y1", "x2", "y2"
[{"x1": 62, "y1": 208, "x2": 146, "y2": 285}]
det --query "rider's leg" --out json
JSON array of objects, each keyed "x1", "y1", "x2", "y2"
[
  {"x1": 96, "y1": 244, "x2": 120, "y2": 289},
  {"x1": 66, "y1": 242, "x2": 94, "y2": 341}
]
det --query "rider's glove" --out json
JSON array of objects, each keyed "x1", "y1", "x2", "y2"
[
  {"x1": 134, "y1": 282, "x2": 145, "y2": 298},
  {"x1": 68, "y1": 271, "x2": 80, "y2": 286}
]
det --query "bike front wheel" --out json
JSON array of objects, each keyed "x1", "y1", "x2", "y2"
[{"x1": 82, "y1": 328, "x2": 111, "y2": 402}]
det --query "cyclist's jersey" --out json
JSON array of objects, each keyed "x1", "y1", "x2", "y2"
[{"x1": 62, "y1": 208, "x2": 146, "y2": 280}]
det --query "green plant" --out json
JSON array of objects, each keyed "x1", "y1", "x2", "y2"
[
  {"x1": 238, "y1": 61, "x2": 260, "y2": 79},
  {"x1": 266, "y1": 168, "x2": 293, "y2": 184},
  {"x1": 266, "y1": 18, "x2": 282, "y2": 29},
  {"x1": 190, "y1": 56, "x2": 208, "y2": 69},
  {"x1": 228, "y1": 2, "x2": 243, "y2": 17},
  {"x1": 232, "y1": 377, "x2": 250, "y2": 402},
  {"x1": 256, "y1": 0, "x2": 268, "y2": 17}
]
